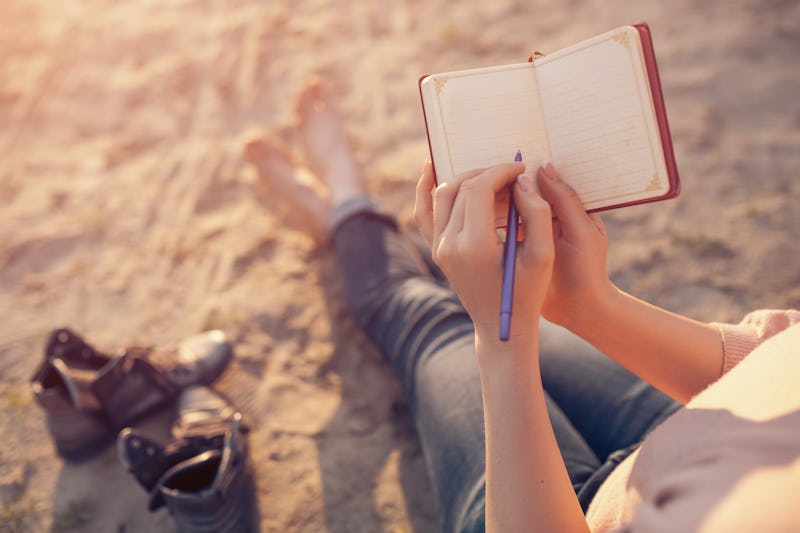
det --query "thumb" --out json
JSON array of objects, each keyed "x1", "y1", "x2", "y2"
[
  {"x1": 414, "y1": 160, "x2": 436, "y2": 246},
  {"x1": 513, "y1": 173, "x2": 553, "y2": 266},
  {"x1": 536, "y1": 162, "x2": 593, "y2": 242}
]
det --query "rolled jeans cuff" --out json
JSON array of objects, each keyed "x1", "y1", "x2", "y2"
[{"x1": 327, "y1": 196, "x2": 397, "y2": 237}]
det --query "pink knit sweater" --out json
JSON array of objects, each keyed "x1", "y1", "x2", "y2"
[{"x1": 586, "y1": 309, "x2": 800, "y2": 532}]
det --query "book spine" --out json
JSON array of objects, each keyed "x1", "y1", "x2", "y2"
[
  {"x1": 634, "y1": 22, "x2": 680, "y2": 198},
  {"x1": 418, "y1": 74, "x2": 440, "y2": 185}
]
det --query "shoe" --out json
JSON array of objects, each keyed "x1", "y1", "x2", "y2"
[
  {"x1": 31, "y1": 328, "x2": 233, "y2": 461},
  {"x1": 29, "y1": 329, "x2": 116, "y2": 460},
  {"x1": 118, "y1": 387, "x2": 256, "y2": 533}
]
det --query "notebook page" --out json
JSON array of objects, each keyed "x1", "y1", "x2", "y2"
[
  {"x1": 420, "y1": 63, "x2": 551, "y2": 184},
  {"x1": 535, "y1": 26, "x2": 669, "y2": 210}
]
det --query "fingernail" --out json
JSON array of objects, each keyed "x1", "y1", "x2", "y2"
[
  {"x1": 422, "y1": 158, "x2": 431, "y2": 171},
  {"x1": 541, "y1": 160, "x2": 557, "y2": 180},
  {"x1": 517, "y1": 173, "x2": 534, "y2": 192}
]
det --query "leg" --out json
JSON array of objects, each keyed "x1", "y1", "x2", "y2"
[
  {"x1": 244, "y1": 85, "x2": 491, "y2": 531},
  {"x1": 293, "y1": 85, "x2": 494, "y2": 528}
]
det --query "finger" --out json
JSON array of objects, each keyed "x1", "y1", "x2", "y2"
[
  {"x1": 450, "y1": 167, "x2": 486, "y2": 186},
  {"x1": 461, "y1": 162, "x2": 526, "y2": 241},
  {"x1": 431, "y1": 168, "x2": 485, "y2": 245},
  {"x1": 588, "y1": 212, "x2": 607, "y2": 237},
  {"x1": 443, "y1": 183, "x2": 467, "y2": 238},
  {"x1": 514, "y1": 173, "x2": 553, "y2": 264},
  {"x1": 536, "y1": 162, "x2": 594, "y2": 242},
  {"x1": 432, "y1": 182, "x2": 458, "y2": 247},
  {"x1": 414, "y1": 161, "x2": 435, "y2": 245},
  {"x1": 551, "y1": 215, "x2": 563, "y2": 239}
]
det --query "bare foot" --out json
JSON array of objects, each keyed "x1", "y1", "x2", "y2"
[
  {"x1": 244, "y1": 133, "x2": 330, "y2": 244},
  {"x1": 294, "y1": 81, "x2": 366, "y2": 206}
]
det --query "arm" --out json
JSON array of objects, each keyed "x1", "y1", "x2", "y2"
[
  {"x1": 535, "y1": 162, "x2": 722, "y2": 403},
  {"x1": 478, "y1": 334, "x2": 589, "y2": 533},
  {"x1": 570, "y1": 286, "x2": 722, "y2": 404},
  {"x1": 415, "y1": 162, "x2": 589, "y2": 532}
]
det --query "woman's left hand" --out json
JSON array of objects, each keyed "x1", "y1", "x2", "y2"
[{"x1": 415, "y1": 161, "x2": 555, "y2": 343}]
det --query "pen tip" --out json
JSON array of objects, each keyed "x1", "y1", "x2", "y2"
[
  {"x1": 514, "y1": 150, "x2": 522, "y2": 162},
  {"x1": 499, "y1": 313, "x2": 511, "y2": 341}
]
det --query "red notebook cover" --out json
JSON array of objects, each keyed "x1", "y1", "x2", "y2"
[{"x1": 632, "y1": 22, "x2": 680, "y2": 208}]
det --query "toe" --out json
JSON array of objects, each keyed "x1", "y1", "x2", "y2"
[
  {"x1": 295, "y1": 79, "x2": 330, "y2": 119},
  {"x1": 243, "y1": 133, "x2": 292, "y2": 167}
]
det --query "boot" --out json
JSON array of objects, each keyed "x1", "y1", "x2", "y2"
[{"x1": 118, "y1": 387, "x2": 257, "y2": 532}]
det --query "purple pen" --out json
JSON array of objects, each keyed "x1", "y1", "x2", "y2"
[{"x1": 499, "y1": 150, "x2": 522, "y2": 341}]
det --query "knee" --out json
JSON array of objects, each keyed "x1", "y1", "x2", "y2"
[{"x1": 348, "y1": 277, "x2": 464, "y2": 333}]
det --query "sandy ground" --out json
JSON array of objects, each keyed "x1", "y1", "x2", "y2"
[{"x1": 1, "y1": 0, "x2": 798, "y2": 531}]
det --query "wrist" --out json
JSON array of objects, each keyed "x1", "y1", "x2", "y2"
[
  {"x1": 476, "y1": 331, "x2": 543, "y2": 403},
  {"x1": 475, "y1": 326, "x2": 540, "y2": 370},
  {"x1": 562, "y1": 281, "x2": 622, "y2": 337},
  {"x1": 474, "y1": 314, "x2": 539, "y2": 347}
]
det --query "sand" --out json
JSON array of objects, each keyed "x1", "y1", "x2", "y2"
[{"x1": 1, "y1": 0, "x2": 798, "y2": 531}]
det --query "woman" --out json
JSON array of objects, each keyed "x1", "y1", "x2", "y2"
[{"x1": 246, "y1": 82, "x2": 800, "y2": 532}]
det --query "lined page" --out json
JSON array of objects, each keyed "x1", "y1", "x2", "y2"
[
  {"x1": 421, "y1": 63, "x2": 551, "y2": 183},
  {"x1": 535, "y1": 26, "x2": 669, "y2": 210}
]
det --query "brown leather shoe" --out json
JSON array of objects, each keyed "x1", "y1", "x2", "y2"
[
  {"x1": 118, "y1": 387, "x2": 257, "y2": 533},
  {"x1": 31, "y1": 328, "x2": 233, "y2": 461}
]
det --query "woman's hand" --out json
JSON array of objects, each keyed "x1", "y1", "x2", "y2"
[
  {"x1": 535, "y1": 162, "x2": 615, "y2": 330},
  {"x1": 414, "y1": 161, "x2": 554, "y2": 343}
]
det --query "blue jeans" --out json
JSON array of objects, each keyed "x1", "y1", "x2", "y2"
[{"x1": 330, "y1": 205, "x2": 681, "y2": 533}]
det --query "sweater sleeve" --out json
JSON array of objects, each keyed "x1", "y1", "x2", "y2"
[{"x1": 711, "y1": 309, "x2": 800, "y2": 375}]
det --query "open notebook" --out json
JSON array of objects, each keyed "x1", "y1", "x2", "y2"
[{"x1": 419, "y1": 23, "x2": 679, "y2": 212}]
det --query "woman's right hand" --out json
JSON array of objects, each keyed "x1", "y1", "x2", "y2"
[
  {"x1": 535, "y1": 162, "x2": 615, "y2": 330},
  {"x1": 414, "y1": 160, "x2": 553, "y2": 342}
]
